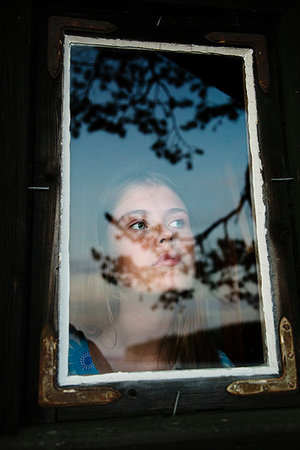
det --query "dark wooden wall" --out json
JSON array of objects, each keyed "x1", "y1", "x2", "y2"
[{"x1": 1, "y1": 0, "x2": 33, "y2": 434}]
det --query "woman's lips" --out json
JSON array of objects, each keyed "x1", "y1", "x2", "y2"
[{"x1": 152, "y1": 252, "x2": 181, "y2": 266}]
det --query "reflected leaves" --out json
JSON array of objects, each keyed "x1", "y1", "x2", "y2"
[
  {"x1": 71, "y1": 46, "x2": 258, "y2": 310},
  {"x1": 195, "y1": 167, "x2": 259, "y2": 308},
  {"x1": 91, "y1": 197, "x2": 259, "y2": 311},
  {"x1": 197, "y1": 238, "x2": 258, "y2": 308},
  {"x1": 91, "y1": 241, "x2": 258, "y2": 310},
  {"x1": 70, "y1": 48, "x2": 242, "y2": 170},
  {"x1": 156, "y1": 289, "x2": 195, "y2": 311},
  {"x1": 91, "y1": 247, "x2": 194, "y2": 311}
]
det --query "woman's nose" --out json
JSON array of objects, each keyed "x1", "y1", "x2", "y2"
[{"x1": 158, "y1": 225, "x2": 173, "y2": 244}]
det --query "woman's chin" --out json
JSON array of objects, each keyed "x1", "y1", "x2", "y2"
[{"x1": 128, "y1": 276, "x2": 194, "y2": 296}]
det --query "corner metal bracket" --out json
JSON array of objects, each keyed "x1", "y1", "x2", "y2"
[
  {"x1": 48, "y1": 16, "x2": 117, "y2": 78},
  {"x1": 205, "y1": 32, "x2": 270, "y2": 93},
  {"x1": 227, "y1": 317, "x2": 298, "y2": 396},
  {"x1": 39, "y1": 324, "x2": 121, "y2": 407}
]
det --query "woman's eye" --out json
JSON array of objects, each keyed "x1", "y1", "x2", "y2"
[
  {"x1": 130, "y1": 221, "x2": 147, "y2": 230},
  {"x1": 169, "y1": 219, "x2": 184, "y2": 229}
]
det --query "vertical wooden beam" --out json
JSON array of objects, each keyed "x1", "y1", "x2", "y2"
[
  {"x1": 0, "y1": 0, "x2": 32, "y2": 434},
  {"x1": 277, "y1": 4, "x2": 300, "y2": 362}
]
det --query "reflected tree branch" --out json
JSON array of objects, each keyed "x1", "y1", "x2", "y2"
[
  {"x1": 71, "y1": 47, "x2": 257, "y2": 309},
  {"x1": 91, "y1": 169, "x2": 258, "y2": 311},
  {"x1": 70, "y1": 49, "x2": 243, "y2": 169}
]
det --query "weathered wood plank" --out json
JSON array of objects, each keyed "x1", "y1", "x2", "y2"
[
  {"x1": 1, "y1": 407, "x2": 300, "y2": 448},
  {"x1": 0, "y1": 0, "x2": 33, "y2": 434}
]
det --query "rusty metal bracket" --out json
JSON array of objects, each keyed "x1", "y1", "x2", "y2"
[
  {"x1": 227, "y1": 317, "x2": 298, "y2": 395},
  {"x1": 205, "y1": 32, "x2": 270, "y2": 93},
  {"x1": 48, "y1": 16, "x2": 117, "y2": 78},
  {"x1": 39, "y1": 324, "x2": 121, "y2": 407}
]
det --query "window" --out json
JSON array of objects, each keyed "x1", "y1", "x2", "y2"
[{"x1": 38, "y1": 19, "x2": 297, "y2": 411}]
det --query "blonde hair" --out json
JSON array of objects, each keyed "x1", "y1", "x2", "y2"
[{"x1": 71, "y1": 169, "x2": 219, "y2": 367}]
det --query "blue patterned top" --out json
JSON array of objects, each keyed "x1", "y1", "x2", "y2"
[
  {"x1": 68, "y1": 325, "x2": 233, "y2": 375},
  {"x1": 69, "y1": 325, "x2": 99, "y2": 375}
]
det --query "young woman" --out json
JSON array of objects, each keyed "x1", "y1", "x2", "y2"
[{"x1": 69, "y1": 172, "x2": 232, "y2": 375}]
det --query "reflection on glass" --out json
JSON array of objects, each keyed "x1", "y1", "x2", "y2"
[{"x1": 68, "y1": 45, "x2": 263, "y2": 375}]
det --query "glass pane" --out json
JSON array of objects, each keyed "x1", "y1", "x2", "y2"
[{"x1": 67, "y1": 42, "x2": 264, "y2": 377}]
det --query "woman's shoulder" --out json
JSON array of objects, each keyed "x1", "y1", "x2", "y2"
[
  {"x1": 68, "y1": 324, "x2": 99, "y2": 375},
  {"x1": 217, "y1": 349, "x2": 234, "y2": 368},
  {"x1": 174, "y1": 349, "x2": 234, "y2": 370}
]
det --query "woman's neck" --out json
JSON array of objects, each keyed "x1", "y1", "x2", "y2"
[{"x1": 94, "y1": 289, "x2": 175, "y2": 371}]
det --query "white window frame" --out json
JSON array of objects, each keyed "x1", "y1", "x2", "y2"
[{"x1": 58, "y1": 35, "x2": 279, "y2": 387}]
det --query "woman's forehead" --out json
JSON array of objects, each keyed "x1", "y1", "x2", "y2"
[{"x1": 113, "y1": 183, "x2": 186, "y2": 217}]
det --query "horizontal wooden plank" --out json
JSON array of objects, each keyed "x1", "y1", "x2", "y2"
[{"x1": 1, "y1": 407, "x2": 300, "y2": 448}]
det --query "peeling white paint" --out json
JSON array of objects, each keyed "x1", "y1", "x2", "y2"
[
  {"x1": 63, "y1": 363, "x2": 278, "y2": 386},
  {"x1": 58, "y1": 36, "x2": 278, "y2": 387},
  {"x1": 58, "y1": 37, "x2": 71, "y2": 386},
  {"x1": 243, "y1": 48, "x2": 278, "y2": 373}
]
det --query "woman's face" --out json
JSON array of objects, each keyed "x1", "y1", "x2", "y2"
[{"x1": 107, "y1": 182, "x2": 195, "y2": 294}]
